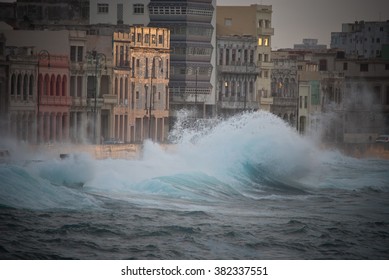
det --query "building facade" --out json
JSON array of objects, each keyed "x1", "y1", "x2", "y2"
[
  {"x1": 89, "y1": 0, "x2": 149, "y2": 26},
  {"x1": 113, "y1": 26, "x2": 170, "y2": 143},
  {"x1": 271, "y1": 50, "x2": 299, "y2": 126},
  {"x1": 2, "y1": 30, "x2": 72, "y2": 144},
  {"x1": 15, "y1": 0, "x2": 89, "y2": 26},
  {"x1": 331, "y1": 21, "x2": 389, "y2": 59},
  {"x1": 149, "y1": 0, "x2": 216, "y2": 120},
  {"x1": 216, "y1": 4, "x2": 274, "y2": 112},
  {"x1": 216, "y1": 35, "x2": 259, "y2": 116}
]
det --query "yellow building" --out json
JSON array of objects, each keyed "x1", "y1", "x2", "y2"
[
  {"x1": 113, "y1": 26, "x2": 170, "y2": 143},
  {"x1": 216, "y1": 4, "x2": 274, "y2": 111}
]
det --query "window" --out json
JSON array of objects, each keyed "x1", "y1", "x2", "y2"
[
  {"x1": 343, "y1": 62, "x2": 348, "y2": 71},
  {"x1": 158, "y1": 35, "x2": 163, "y2": 44},
  {"x1": 360, "y1": 63, "x2": 369, "y2": 72},
  {"x1": 304, "y1": 96, "x2": 308, "y2": 108},
  {"x1": 250, "y1": 50, "x2": 254, "y2": 63},
  {"x1": 219, "y1": 49, "x2": 223, "y2": 65},
  {"x1": 385, "y1": 64, "x2": 389, "y2": 70},
  {"x1": 133, "y1": 4, "x2": 144, "y2": 14},
  {"x1": 258, "y1": 37, "x2": 263, "y2": 46},
  {"x1": 373, "y1": 86, "x2": 381, "y2": 104},
  {"x1": 224, "y1": 18, "x2": 232, "y2": 26},
  {"x1": 77, "y1": 46, "x2": 83, "y2": 62},
  {"x1": 70, "y1": 46, "x2": 76, "y2": 62},
  {"x1": 144, "y1": 34, "x2": 149, "y2": 44},
  {"x1": 319, "y1": 59, "x2": 327, "y2": 71},
  {"x1": 97, "y1": 3, "x2": 109, "y2": 14}
]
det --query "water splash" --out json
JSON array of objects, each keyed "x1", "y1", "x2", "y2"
[{"x1": 1, "y1": 111, "x2": 388, "y2": 210}]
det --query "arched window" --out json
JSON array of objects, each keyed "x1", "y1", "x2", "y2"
[
  {"x1": 120, "y1": 77, "x2": 123, "y2": 102},
  {"x1": 56, "y1": 75, "x2": 61, "y2": 96},
  {"x1": 23, "y1": 74, "x2": 28, "y2": 100},
  {"x1": 62, "y1": 75, "x2": 67, "y2": 96},
  {"x1": 50, "y1": 74, "x2": 55, "y2": 96},
  {"x1": 125, "y1": 77, "x2": 128, "y2": 102},
  {"x1": 10, "y1": 74, "x2": 16, "y2": 96},
  {"x1": 29, "y1": 74, "x2": 34, "y2": 97},
  {"x1": 44, "y1": 74, "x2": 50, "y2": 96},
  {"x1": 17, "y1": 74, "x2": 22, "y2": 96},
  {"x1": 114, "y1": 77, "x2": 118, "y2": 96}
]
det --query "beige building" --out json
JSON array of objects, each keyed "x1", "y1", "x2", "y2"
[
  {"x1": 216, "y1": 4, "x2": 274, "y2": 112},
  {"x1": 113, "y1": 26, "x2": 170, "y2": 143}
]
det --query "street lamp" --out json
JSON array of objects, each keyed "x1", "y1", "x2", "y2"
[
  {"x1": 147, "y1": 55, "x2": 163, "y2": 141},
  {"x1": 37, "y1": 50, "x2": 50, "y2": 144},
  {"x1": 194, "y1": 67, "x2": 199, "y2": 119},
  {"x1": 86, "y1": 50, "x2": 106, "y2": 144}
]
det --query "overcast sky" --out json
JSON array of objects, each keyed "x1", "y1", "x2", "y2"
[
  {"x1": 217, "y1": 0, "x2": 389, "y2": 49},
  {"x1": 1, "y1": 0, "x2": 388, "y2": 49}
]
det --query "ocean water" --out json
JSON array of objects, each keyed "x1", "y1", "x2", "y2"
[{"x1": 0, "y1": 111, "x2": 388, "y2": 259}]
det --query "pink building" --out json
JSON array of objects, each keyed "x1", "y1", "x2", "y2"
[{"x1": 4, "y1": 30, "x2": 72, "y2": 144}]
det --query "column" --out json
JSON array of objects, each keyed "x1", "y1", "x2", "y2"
[
  {"x1": 44, "y1": 112, "x2": 50, "y2": 143},
  {"x1": 63, "y1": 113, "x2": 69, "y2": 142},
  {"x1": 51, "y1": 113, "x2": 56, "y2": 142},
  {"x1": 72, "y1": 112, "x2": 78, "y2": 143},
  {"x1": 57, "y1": 113, "x2": 63, "y2": 143}
]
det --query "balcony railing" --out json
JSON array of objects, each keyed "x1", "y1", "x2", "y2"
[{"x1": 257, "y1": 26, "x2": 274, "y2": 36}]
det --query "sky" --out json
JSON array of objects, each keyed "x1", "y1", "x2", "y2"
[
  {"x1": 1, "y1": 0, "x2": 388, "y2": 49},
  {"x1": 217, "y1": 0, "x2": 389, "y2": 49}
]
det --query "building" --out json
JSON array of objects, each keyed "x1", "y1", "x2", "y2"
[
  {"x1": 332, "y1": 57, "x2": 389, "y2": 143},
  {"x1": 113, "y1": 26, "x2": 170, "y2": 143},
  {"x1": 294, "y1": 38, "x2": 327, "y2": 50},
  {"x1": 15, "y1": 0, "x2": 89, "y2": 26},
  {"x1": 216, "y1": 35, "x2": 259, "y2": 116},
  {"x1": 216, "y1": 4, "x2": 274, "y2": 112},
  {"x1": 331, "y1": 20, "x2": 389, "y2": 59},
  {"x1": 271, "y1": 50, "x2": 299, "y2": 126},
  {"x1": 2, "y1": 30, "x2": 72, "y2": 144},
  {"x1": 149, "y1": 0, "x2": 216, "y2": 121},
  {"x1": 89, "y1": 0, "x2": 149, "y2": 26}
]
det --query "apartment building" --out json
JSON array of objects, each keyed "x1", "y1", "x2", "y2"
[
  {"x1": 89, "y1": 0, "x2": 149, "y2": 26},
  {"x1": 331, "y1": 20, "x2": 389, "y2": 59},
  {"x1": 149, "y1": 0, "x2": 216, "y2": 120},
  {"x1": 216, "y1": 4, "x2": 274, "y2": 112},
  {"x1": 271, "y1": 50, "x2": 299, "y2": 127},
  {"x1": 216, "y1": 35, "x2": 259, "y2": 116},
  {"x1": 113, "y1": 26, "x2": 170, "y2": 143},
  {"x1": 2, "y1": 30, "x2": 72, "y2": 144}
]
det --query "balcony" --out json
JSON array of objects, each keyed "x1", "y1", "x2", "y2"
[
  {"x1": 260, "y1": 97, "x2": 273, "y2": 105},
  {"x1": 257, "y1": 26, "x2": 274, "y2": 36},
  {"x1": 40, "y1": 96, "x2": 72, "y2": 106},
  {"x1": 257, "y1": 61, "x2": 273, "y2": 69},
  {"x1": 218, "y1": 63, "x2": 259, "y2": 74},
  {"x1": 103, "y1": 94, "x2": 117, "y2": 105}
]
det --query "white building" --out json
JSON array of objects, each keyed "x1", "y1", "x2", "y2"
[
  {"x1": 89, "y1": 0, "x2": 150, "y2": 26},
  {"x1": 331, "y1": 20, "x2": 389, "y2": 59}
]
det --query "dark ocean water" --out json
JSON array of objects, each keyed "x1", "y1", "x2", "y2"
[{"x1": 1, "y1": 112, "x2": 389, "y2": 259}]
